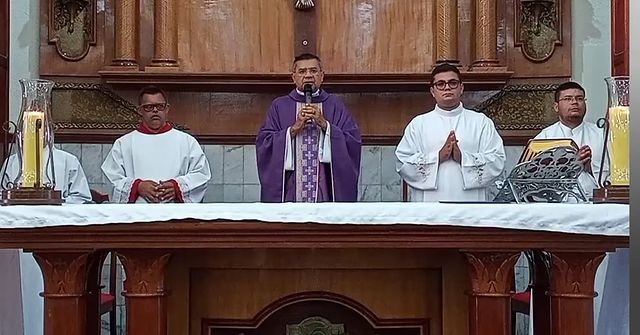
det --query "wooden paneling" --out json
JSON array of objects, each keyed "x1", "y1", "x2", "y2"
[
  {"x1": 0, "y1": 0, "x2": 8, "y2": 160},
  {"x1": 317, "y1": 0, "x2": 433, "y2": 73},
  {"x1": 612, "y1": 0, "x2": 629, "y2": 76},
  {"x1": 177, "y1": 0, "x2": 295, "y2": 73},
  {"x1": 164, "y1": 249, "x2": 467, "y2": 335}
]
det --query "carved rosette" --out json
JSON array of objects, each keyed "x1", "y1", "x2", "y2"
[
  {"x1": 516, "y1": 0, "x2": 561, "y2": 62},
  {"x1": 465, "y1": 251, "x2": 520, "y2": 296},
  {"x1": 49, "y1": 0, "x2": 97, "y2": 61},
  {"x1": 549, "y1": 252, "x2": 605, "y2": 298},
  {"x1": 435, "y1": 0, "x2": 459, "y2": 64},
  {"x1": 117, "y1": 251, "x2": 171, "y2": 297}
]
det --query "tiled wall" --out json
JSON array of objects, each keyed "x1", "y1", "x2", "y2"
[{"x1": 60, "y1": 143, "x2": 525, "y2": 203}]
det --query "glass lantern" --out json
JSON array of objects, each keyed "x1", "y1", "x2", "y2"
[
  {"x1": 1, "y1": 79, "x2": 61, "y2": 204},
  {"x1": 603, "y1": 76, "x2": 630, "y2": 186}
]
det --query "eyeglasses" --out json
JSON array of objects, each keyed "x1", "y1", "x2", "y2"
[
  {"x1": 558, "y1": 96, "x2": 586, "y2": 103},
  {"x1": 432, "y1": 79, "x2": 460, "y2": 90},
  {"x1": 139, "y1": 103, "x2": 168, "y2": 112},
  {"x1": 295, "y1": 67, "x2": 321, "y2": 76}
]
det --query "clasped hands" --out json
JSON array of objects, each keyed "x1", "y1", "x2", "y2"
[
  {"x1": 577, "y1": 145, "x2": 592, "y2": 173},
  {"x1": 439, "y1": 131, "x2": 462, "y2": 163},
  {"x1": 291, "y1": 104, "x2": 328, "y2": 136},
  {"x1": 138, "y1": 180, "x2": 177, "y2": 203}
]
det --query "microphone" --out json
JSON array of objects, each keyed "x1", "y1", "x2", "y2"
[
  {"x1": 303, "y1": 83, "x2": 314, "y2": 125},
  {"x1": 303, "y1": 83, "x2": 313, "y2": 104}
]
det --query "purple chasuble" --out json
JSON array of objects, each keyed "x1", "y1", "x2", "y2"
[{"x1": 256, "y1": 89, "x2": 362, "y2": 202}]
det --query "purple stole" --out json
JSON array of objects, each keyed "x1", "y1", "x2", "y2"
[{"x1": 293, "y1": 102, "x2": 331, "y2": 202}]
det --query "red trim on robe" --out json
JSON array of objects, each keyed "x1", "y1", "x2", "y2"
[
  {"x1": 137, "y1": 122, "x2": 173, "y2": 134},
  {"x1": 168, "y1": 179, "x2": 184, "y2": 203},
  {"x1": 129, "y1": 179, "x2": 142, "y2": 203}
]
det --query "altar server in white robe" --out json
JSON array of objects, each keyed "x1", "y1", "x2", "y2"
[
  {"x1": 1, "y1": 148, "x2": 92, "y2": 204},
  {"x1": 101, "y1": 85, "x2": 211, "y2": 203},
  {"x1": 395, "y1": 63, "x2": 506, "y2": 202},
  {"x1": 534, "y1": 81, "x2": 609, "y2": 197}
]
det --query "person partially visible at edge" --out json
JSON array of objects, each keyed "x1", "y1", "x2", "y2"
[
  {"x1": 395, "y1": 63, "x2": 506, "y2": 202},
  {"x1": 256, "y1": 53, "x2": 361, "y2": 202},
  {"x1": 101, "y1": 85, "x2": 211, "y2": 203}
]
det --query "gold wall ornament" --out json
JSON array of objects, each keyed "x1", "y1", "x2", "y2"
[
  {"x1": 49, "y1": 0, "x2": 96, "y2": 61},
  {"x1": 515, "y1": 0, "x2": 562, "y2": 62},
  {"x1": 295, "y1": 0, "x2": 315, "y2": 10}
]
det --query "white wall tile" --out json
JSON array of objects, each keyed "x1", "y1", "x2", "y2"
[
  {"x1": 243, "y1": 145, "x2": 259, "y2": 184},
  {"x1": 243, "y1": 184, "x2": 261, "y2": 202},
  {"x1": 203, "y1": 184, "x2": 224, "y2": 203},
  {"x1": 204, "y1": 145, "x2": 223, "y2": 184},
  {"x1": 223, "y1": 145, "x2": 243, "y2": 184},
  {"x1": 381, "y1": 184, "x2": 402, "y2": 202},
  {"x1": 81, "y1": 144, "x2": 104, "y2": 184},
  {"x1": 223, "y1": 184, "x2": 243, "y2": 202},
  {"x1": 360, "y1": 146, "x2": 381, "y2": 185},
  {"x1": 358, "y1": 184, "x2": 382, "y2": 202},
  {"x1": 381, "y1": 146, "x2": 401, "y2": 186}
]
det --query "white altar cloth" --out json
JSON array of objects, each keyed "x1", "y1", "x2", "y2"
[{"x1": 0, "y1": 202, "x2": 629, "y2": 236}]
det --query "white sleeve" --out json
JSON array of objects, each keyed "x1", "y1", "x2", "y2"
[
  {"x1": 319, "y1": 123, "x2": 332, "y2": 163},
  {"x1": 101, "y1": 140, "x2": 137, "y2": 203},
  {"x1": 284, "y1": 127, "x2": 294, "y2": 171},
  {"x1": 459, "y1": 119, "x2": 506, "y2": 189},
  {"x1": 395, "y1": 121, "x2": 440, "y2": 190},
  {"x1": 172, "y1": 138, "x2": 212, "y2": 203},
  {"x1": 65, "y1": 156, "x2": 92, "y2": 204}
]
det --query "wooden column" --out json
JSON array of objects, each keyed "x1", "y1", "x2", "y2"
[
  {"x1": 111, "y1": 0, "x2": 139, "y2": 68},
  {"x1": 435, "y1": 0, "x2": 459, "y2": 65},
  {"x1": 464, "y1": 251, "x2": 520, "y2": 335},
  {"x1": 611, "y1": 0, "x2": 629, "y2": 75},
  {"x1": 147, "y1": 0, "x2": 178, "y2": 70},
  {"x1": 118, "y1": 251, "x2": 171, "y2": 335},
  {"x1": 549, "y1": 252, "x2": 606, "y2": 335},
  {"x1": 470, "y1": 0, "x2": 502, "y2": 70},
  {"x1": 33, "y1": 251, "x2": 100, "y2": 335}
]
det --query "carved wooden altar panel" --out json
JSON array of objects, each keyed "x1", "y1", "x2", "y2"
[{"x1": 316, "y1": 1, "x2": 433, "y2": 73}]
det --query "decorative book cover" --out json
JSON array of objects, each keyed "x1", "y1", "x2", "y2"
[{"x1": 518, "y1": 138, "x2": 578, "y2": 163}]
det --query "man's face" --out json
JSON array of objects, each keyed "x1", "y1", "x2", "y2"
[
  {"x1": 555, "y1": 88, "x2": 587, "y2": 125},
  {"x1": 138, "y1": 93, "x2": 169, "y2": 130},
  {"x1": 430, "y1": 71, "x2": 464, "y2": 109},
  {"x1": 292, "y1": 59, "x2": 324, "y2": 91}
]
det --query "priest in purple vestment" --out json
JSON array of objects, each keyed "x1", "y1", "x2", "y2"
[{"x1": 256, "y1": 53, "x2": 361, "y2": 202}]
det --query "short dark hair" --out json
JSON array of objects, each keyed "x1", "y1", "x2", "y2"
[
  {"x1": 554, "y1": 81, "x2": 586, "y2": 102},
  {"x1": 138, "y1": 85, "x2": 168, "y2": 105},
  {"x1": 293, "y1": 53, "x2": 322, "y2": 70},
  {"x1": 430, "y1": 63, "x2": 461, "y2": 84}
]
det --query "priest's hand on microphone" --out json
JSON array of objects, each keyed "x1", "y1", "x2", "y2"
[
  {"x1": 577, "y1": 145, "x2": 592, "y2": 173},
  {"x1": 138, "y1": 180, "x2": 161, "y2": 203},
  {"x1": 302, "y1": 104, "x2": 328, "y2": 131}
]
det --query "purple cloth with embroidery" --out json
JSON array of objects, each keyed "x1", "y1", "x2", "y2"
[{"x1": 256, "y1": 89, "x2": 361, "y2": 202}]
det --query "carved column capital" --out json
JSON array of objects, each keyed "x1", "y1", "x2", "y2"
[
  {"x1": 117, "y1": 250, "x2": 172, "y2": 335},
  {"x1": 549, "y1": 251, "x2": 606, "y2": 335},
  {"x1": 463, "y1": 250, "x2": 520, "y2": 335},
  {"x1": 33, "y1": 251, "x2": 102, "y2": 335}
]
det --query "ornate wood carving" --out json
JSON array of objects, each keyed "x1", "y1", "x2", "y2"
[
  {"x1": 548, "y1": 252, "x2": 606, "y2": 335},
  {"x1": 464, "y1": 251, "x2": 520, "y2": 335},
  {"x1": 205, "y1": 291, "x2": 427, "y2": 335},
  {"x1": 295, "y1": 0, "x2": 315, "y2": 11},
  {"x1": 435, "y1": 0, "x2": 459, "y2": 64},
  {"x1": 48, "y1": 0, "x2": 96, "y2": 61},
  {"x1": 147, "y1": 0, "x2": 178, "y2": 69},
  {"x1": 294, "y1": 0, "x2": 317, "y2": 55},
  {"x1": 475, "y1": 84, "x2": 559, "y2": 130},
  {"x1": 515, "y1": 0, "x2": 562, "y2": 62},
  {"x1": 32, "y1": 251, "x2": 101, "y2": 335},
  {"x1": 110, "y1": 0, "x2": 138, "y2": 68},
  {"x1": 471, "y1": 0, "x2": 503, "y2": 70},
  {"x1": 117, "y1": 251, "x2": 171, "y2": 335}
]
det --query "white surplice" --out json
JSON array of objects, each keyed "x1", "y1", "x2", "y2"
[
  {"x1": 101, "y1": 128, "x2": 211, "y2": 203},
  {"x1": 395, "y1": 103, "x2": 506, "y2": 202},
  {"x1": 1, "y1": 148, "x2": 92, "y2": 204},
  {"x1": 534, "y1": 121, "x2": 609, "y2": 197}
]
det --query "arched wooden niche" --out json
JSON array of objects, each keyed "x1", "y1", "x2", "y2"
[{"x1": 203, "y1": 291, "x2": 429, "y2": 335}]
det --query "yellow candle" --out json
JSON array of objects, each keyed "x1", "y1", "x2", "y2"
[
  {"x1": 21, "y1": 110, "x2": 45, "y2": 188},
  {"x1": 608, "y1": 106, "x2": 630, "y2": 185}
]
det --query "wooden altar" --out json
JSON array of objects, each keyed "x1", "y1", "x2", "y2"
[{"x1": 0, "y1": 216, "x2": 628, "y2": 335}]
